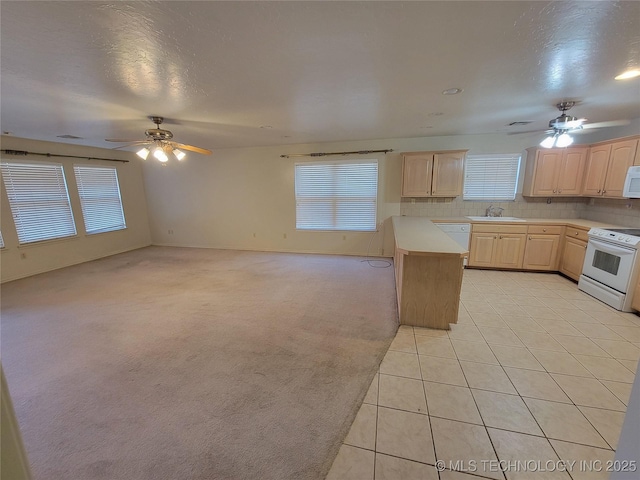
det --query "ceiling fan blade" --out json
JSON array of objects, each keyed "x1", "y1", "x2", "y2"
[
  {"x1": 582, "y1": 119, "x2": 631, "y2": 129},
  {"x1": 105, "y1": 138, "x2": 145, "y2": 143},
  {"x1": 171, "y1": 142, "x2": 212, "y2": 155},
  {"x1": 110, "y1": 141, "x2": 151, "y2": 149}
]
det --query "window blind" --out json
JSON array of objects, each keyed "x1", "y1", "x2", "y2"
[
  {"x1": 1, "y1": 162, "x2": 77, "y2": 244},
  {"x1": 463, "y1": 154, "x2": 521, "y2": 201},
  {"x1": 295, "y1": 161, "x2": 378, "y2": 231},
  {"x1": 0, "y1": 230, "x2": 4, "y2": 248},
  {"x1": 74, "y1": 165, "x2": 126, "y2": 234}
]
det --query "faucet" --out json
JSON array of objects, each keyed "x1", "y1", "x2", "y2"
[{"x1": 486, "y1": 205, "x2": 504, "y2": 217}]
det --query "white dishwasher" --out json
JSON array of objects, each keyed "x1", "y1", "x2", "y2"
[{"x1": 434, "y1": 223, "x2": 470, "y2": 266}]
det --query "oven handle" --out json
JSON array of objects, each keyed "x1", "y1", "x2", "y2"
[{"x1": 588, "y1": 238, "x2": 637, "y2": 255}]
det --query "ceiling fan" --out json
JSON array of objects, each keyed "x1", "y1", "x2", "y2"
[
  {"x1": 106, "y1": 116, "x2": 212, "y2": 162},
  {"x1": 511, "y1": 102, "x2": 630, "y2": 148}
]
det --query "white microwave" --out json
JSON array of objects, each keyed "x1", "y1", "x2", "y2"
[{"x1": 623, "y1": 166, "x2": 640, "y2": 198}]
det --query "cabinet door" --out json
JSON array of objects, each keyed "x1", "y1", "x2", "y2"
[
  {"x1": 557, "y1": 148, "x2": 587, "y2": 195},
  {"x1": 523, "y1": 234, "x2": 560, "y2": 270},
  {"x1": 583, "y1": 144, "x2": 611, "y2": 196},
  {"x1": 559, "y1": 236, "x2": 588, "y2": 281},
  {"x1": 532, "y1": 150, "x2": 562, "y2": 196},
  {"x1": 402, "y1": 155, "x2": 433, "y2": 197},
  {"x1": 495, "y1": 234, "x2": 526, "y2": 269},
  {"x1": 603, "y1": 140, "x2": 638, "y2": 197},
  {"x1": 432, "y1": 152, "x2": 464, "y2": 197},
  {"x1": 468, "y1": 233, "x2": 497, "y2": 267}
]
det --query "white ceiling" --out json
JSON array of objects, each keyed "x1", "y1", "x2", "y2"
[{"x1": 1, "y1": 1, "x2": 639, "y2": 153}]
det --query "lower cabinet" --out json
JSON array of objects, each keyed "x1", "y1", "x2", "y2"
[
  {"x1": 632, "y1": 278, "x2": 640, "y2": 312},
  {"x1": 522, "y1": 225, "x2": 563, "y2": 271},
  {"x1": 559, "y1": 234, "x2": 588, "y2": 281},
  {"x1": 469, "y1": 224, "x2": 569, "y2": 272},
  {"x1": 468, "y1": 225, "x2": 527, "y2": 269}
]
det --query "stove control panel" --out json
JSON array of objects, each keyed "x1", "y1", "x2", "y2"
[{"x1": 588, "y1": 228, "x2": 640, "y2": 247}]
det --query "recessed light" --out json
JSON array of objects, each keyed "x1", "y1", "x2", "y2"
[
  {"x1": 442, "y1": 88, "x2": 463, "y2": 95},
  {"x1": 615, "y1": 69, "x2": 640, "y2": 80}
]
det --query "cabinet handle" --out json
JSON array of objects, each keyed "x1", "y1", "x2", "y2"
[
  {"x1": 543, "y1": 228, "x2": 547, "y2": 232},
  {"x1": 575, "y1": 231, "x2": 579, "y2": 235},
  {"x1": 603, "y1": 190, "x2": 606, "y2": 194},
  {"x1": 499, "y1": 235, "x2": 503, "y2": 239},
  {"x1": 553, "y1": 189, "x2": 557, "y2": 193},
  {"x1": 494, "y1": 236, "x2": 497, "y2": 239},
  {"x1": 528, "y1": 236, "x2": 532, "y2": 240},
  {"x1": 597, "y1": 189, "x2": 601, "y2": 193}
]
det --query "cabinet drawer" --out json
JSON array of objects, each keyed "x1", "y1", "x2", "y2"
[
  {"x1": 528, "y1": 225, "x2": 564, "y2": 235},
  {"x1": 564, "y1": 227, "x2": 589, "y2": 242},
  {"x1": 472, "y1": 224, "x2": 528, "y2": 234}
]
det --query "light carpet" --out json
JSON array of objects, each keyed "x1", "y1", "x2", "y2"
[{"x1": 1, "y1": 247, "x2": 398, "y2": 480}]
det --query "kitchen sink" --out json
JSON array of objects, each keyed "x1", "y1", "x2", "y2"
[{"x1": 466, "y1": 216, "x2": 526, "y2": 222}]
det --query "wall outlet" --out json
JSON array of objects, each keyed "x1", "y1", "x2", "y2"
[
  {"x1": 411, "y1": 198, "x2": 416, "y2": 204},
  {"x1": 20, "y1": 252, "x2": 26, "y2": 259},
  {"x1": 168, "y1": 229, "x2": 174, "y2": 235}
]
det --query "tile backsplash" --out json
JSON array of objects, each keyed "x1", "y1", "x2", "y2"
[
  {"x1": 580, "y1": 197, "x2": 640, "y2": 228},
  {"x1": 399, "y1": 195, "x2": 640, "y2": 228},
  {"x1": 399, "y1": 195, "x2": 586, "y2": 219}
]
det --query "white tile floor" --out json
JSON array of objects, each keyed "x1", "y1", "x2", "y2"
[{"x1": 326, "y1": 270, "x2": 640, "y2": 480}]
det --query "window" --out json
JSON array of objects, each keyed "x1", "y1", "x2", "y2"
[
  {"x1": 0, "y1": 230, "x2": 4, "y2": 248},
  {"x1": 295, "y1": 161, "x2": 378, "y2": 231},
  {"x1": 463, "y1": 154, "x2": 521, "y2": 201},
  {"x1": 74, "y1": 165, "x2": 126, "y2": 234},
  {"x1": 1, "y1": 162, "x2": 77, "y2": 244}
]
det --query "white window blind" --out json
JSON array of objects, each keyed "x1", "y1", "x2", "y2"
[
  {"x1": 463, "y1": 154, "x2": 521, "y2": 201},
  {"x1": 0, "y1": 231, "x2": 4, "y2": 248},
  {"x1": 74, "y1": 165, "x2": 126, "y2": 234},
  {"x1": 1, "y1": 162, "x2": 77, "y2": 244},
  {"x1": 295, "y1": 161, "x2": 378, "y2": 231}
]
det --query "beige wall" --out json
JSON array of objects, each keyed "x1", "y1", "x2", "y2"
[
  {"x1": 143, "y1": 133, "x2": 560, "y2": 257},
  {"x1": 0, "y1": 136, "x2": 151, "y2": 282}
]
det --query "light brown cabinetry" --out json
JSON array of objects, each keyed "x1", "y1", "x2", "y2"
[
  {"x1": 401, "y1": 151, "x2": 466, "y2": 197},
  {"x1": 632, "y1": 277, "x2": 640, "y2": 312},
  {"x1": 522, "y1": 147, "x2": 587, "y2": 197},
  {"x1": 468, "y1": 225, "x2": 527, "y2": 269},
  {"x1": 522, "y1": 225, "x2": 563, "y2": 271},
  {"x1": 558, "y1": 227, "x2": 589, "y2": 281},
  {"x1": 583, "y1": 138, "x2": 639, "y2": 198}
]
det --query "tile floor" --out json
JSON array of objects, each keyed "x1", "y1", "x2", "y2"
[{"x1": 326, "y1": 269, "x2": 640, "y2": 480}]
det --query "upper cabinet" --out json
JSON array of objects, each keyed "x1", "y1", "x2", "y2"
[
  {"x1": 522, "y1": 147, "x2": 587, "y2": 197},
  {"x1": 401, "y1": 151, "x2": 466, "y2": 197},
  {"x1": 583, "y1": 138, "x2": 639, "y2": 198}
]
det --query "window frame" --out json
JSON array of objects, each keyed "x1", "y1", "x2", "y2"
[
  {"x1": 463, "y1": 153, "x2": 522, "y2": 201},
  {"x1": 294, "y1": 160, "x2": 379, "y2": 232}
]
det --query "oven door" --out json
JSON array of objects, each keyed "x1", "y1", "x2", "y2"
[{"x1": 582, "y1": 238, "x2": 637, "y2": 293}]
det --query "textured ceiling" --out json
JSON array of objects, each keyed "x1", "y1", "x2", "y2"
[{"x1": 1, "y1": 1, "x2": 639, "y2": 153}]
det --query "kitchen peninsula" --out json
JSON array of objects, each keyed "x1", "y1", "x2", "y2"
[{"x1": 392, "y1": 216, "x2": 468, "y2": 329}]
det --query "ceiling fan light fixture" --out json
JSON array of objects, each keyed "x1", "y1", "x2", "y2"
[
  {"x1": 153, "y1": 146, "x2": 169, "y2": 162},
  {"x1": 556, "y1": 133, "x2": 574, "y2": 148},
  {"x1": 540, "y1": 135, "x2": 556, "y2": 148},
  {"x1": 173, "y1": 148, "x2": 186, "y2": 161},
  {"x1": 136, "y1": 147, "x2": 150, "y2": 160},
  {"x1": 615, "y1": 69, "x2": 640, "y2": 80}
]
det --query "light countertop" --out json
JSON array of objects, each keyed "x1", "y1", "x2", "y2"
[{"x1": 392, "y1": 216, "x2": 468, "y2": 257}]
